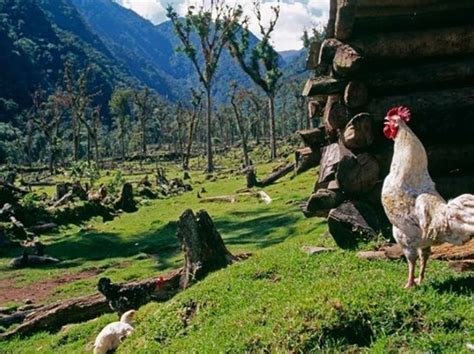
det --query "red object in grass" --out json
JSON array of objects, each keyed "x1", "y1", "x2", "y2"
[{"x1": 156, "y1": 276, "x2": 165, "y2": 290}]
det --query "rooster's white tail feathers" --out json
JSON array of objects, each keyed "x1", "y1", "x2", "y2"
[{"x1": 446, "y1": 194, "x2": 474, "y2": 244}]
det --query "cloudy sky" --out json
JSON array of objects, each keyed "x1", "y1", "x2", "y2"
[{"x1": 113, "y1": 0, "x2": 329, "y2": 51}]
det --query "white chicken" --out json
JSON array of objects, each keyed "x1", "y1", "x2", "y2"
[
  {"x1": 381, "y1": 106, "x2": 474, "y2": 288},
  {"x1": 93, "y1": 310, "x2": 136, "y2": 354}
]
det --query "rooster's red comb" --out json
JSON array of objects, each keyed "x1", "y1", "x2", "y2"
[{"x1": 386, "y1": 106, "x2": 411, "y2": 123}]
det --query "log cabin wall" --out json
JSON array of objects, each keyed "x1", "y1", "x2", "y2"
[{"x1": 300, "y1": 0, "x2": 474, "y2": 240}]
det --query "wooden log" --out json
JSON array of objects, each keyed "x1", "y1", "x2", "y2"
[
  {"x1": 323, "y1": 95, "x2": 350, "y2": 136},
  {"x1": 328, "y1": 201, "x2": 381, "y2": 249},
  {"x1": 303, "y1": 77, "x2": 347, "y2": 96},
  {"x1": 27, "y1": 223, "x2": 57, "y2": 234},
  {"x1": 353, "y1": 5, "x2": 474, "y2": 35},
  {"x1": 295, "y1": 147, "x2": 321, "y2": 174},
  {"x1": 356, "y1": 0, "x2": 474, "y2": 18},
  {"x1": 98, "y1": 269, "x2": 182, "y2": 315},
  {"x1": 336, "y1": 153, "x2": 380, "y2": 195},
  {"x1": 342, "y1": 113, "x2": 374, "y2": 150},
  {"x1": 177, "y1": 209, "x2": 237, "y2": 289},
  {"x1": 349, "y1": 26, "x2": 474, "y2": 61},
  {"x1": 305, "y1": 188, "x2": 344, "y2": 217},
  {"x1": 199, "y1": 196, "x2": 236, "y2": 203},
  {"x1": 367, "y1": 87, "x2": 474, "y2": 143},
  {"x1": 306, "y1": 40, "x2": 322, "y2": 70},
  {"x1": 0, "y1": 294, "x2": 111, "y2": 339},
  {"x1": 308, "y1": 99, "x2": 325, "y2": 119},
  {"x1": 327, "y1": 0, "x2": 337, "y2": 37},
  {"x1": 257, "y1": 163, "x2": 295, "y2": 187},
  {"x1": 318, "y1": 38, "x2": 344, "y2": 66},
  {"x1": 335, "y1": 0, "x2": 358, "y2": 40},
  {"x1": 316, "y1": 143, "x2": 343, "y2": 190},
  {"x1": 297, "y1": 128, "x2": 326, "y2": 150},
  {"x1": 305, "y1": 59, "x2": 474, "y2": 97},
  {"x1": 344, "y1": 81, "x2": 368, "y2": 108},
  {"x1": 333, "y1": 44, "x2": 364, "y2": 77}
]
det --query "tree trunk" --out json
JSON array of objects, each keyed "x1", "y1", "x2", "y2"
[
  {"x1": 141, "y1": 119, "x2": 147, "y2": 158},
  {"x1": 205, "y1": 88, "x2": 214, "y2": 173},
  {"x1": 177, "y1": 209, "x2": 237, "y2": 289},
  {"x1": 184, "y1": 112, "x2": 197, "y2": 171},
  {"x1": 268, "y1": 95, "x2": 277, "y2": 159},
  {"x1": 121, "y1": 132, "x2": 126, "y2": 161}
]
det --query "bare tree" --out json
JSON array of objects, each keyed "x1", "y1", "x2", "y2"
[
  {"x1": 167, "y1": 1, "x2": 244, "y2": 172},
  {"x1": 227, "y1": 1, "x2": 282, "y2": 159},
  {"x1": 229, "y1": 82, "x2": 251, "y2": 167},
  {"x1": 132, "y1": 88, "x2": 155, "y2": 159},
  {"x1": 183, "y1": 89, "x2": 203, "y2": 170},
  {"x1": 29, "y1": 87, "x2": 68, "y2": 174}
]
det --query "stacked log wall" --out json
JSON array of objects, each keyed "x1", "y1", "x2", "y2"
[{"x1": 302, "y1": 0, "x2": 474, "y2": 241}]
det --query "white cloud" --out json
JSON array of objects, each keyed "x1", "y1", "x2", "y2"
[{"x1": 114, "y1": 0, "x2": 330, "y2": 51}]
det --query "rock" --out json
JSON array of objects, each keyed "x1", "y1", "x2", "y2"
[
  {"x1": 137, "y1": 186, "x2": 157, "y2": 199},
  {"x1": 357, "y1": 251, "x2": 387, "y2": 260}
]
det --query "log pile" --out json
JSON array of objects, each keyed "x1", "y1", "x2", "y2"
[{"x1": 302, "y1": 0, "x2": 474, "y2": 244}]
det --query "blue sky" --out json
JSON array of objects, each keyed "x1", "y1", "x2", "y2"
[{"x1": 113, "y1": 0, "x2": 329, "y2": 51}]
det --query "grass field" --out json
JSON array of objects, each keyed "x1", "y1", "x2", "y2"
[{"x1": 0, "y1": 153, "x2": 473, "y2": 353}]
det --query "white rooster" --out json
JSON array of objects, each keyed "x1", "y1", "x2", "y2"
[
  {"x1": 93, "y1": 310, "x2": 136, "y2": 354},
  {"x1": 381, "y1": 106, "x2": 474, "y2": 288}
]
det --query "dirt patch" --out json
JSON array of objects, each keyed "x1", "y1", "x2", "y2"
[{"x1": 0, "y1": 269, "x2": 102, "y2": 305}]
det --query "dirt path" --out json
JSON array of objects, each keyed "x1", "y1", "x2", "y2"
[{"x1": 0, "y1": 269, "x2": 102, "y2": 305}]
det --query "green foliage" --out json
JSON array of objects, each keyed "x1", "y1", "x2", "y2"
[
  {"x1": 70, "y1": 160, "x2": 100, "y2": 186},
  {"x1": 107, "y1": 170, "x2": 126, "y2": 196}
]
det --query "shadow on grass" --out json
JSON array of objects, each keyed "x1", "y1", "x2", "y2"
[
  {"x1": 1, "y1": 209, "x2": 303, "y2": 273},
  {"x1": 431, "y1": 275, "x2": 474, "y2": 296},
  {"x1": 215, "y1": 210, "x2": 300, "y2": 249}
]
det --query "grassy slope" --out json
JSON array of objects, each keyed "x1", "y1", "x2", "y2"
[{"x1": 1, "y1": 155, "x2": 473, "y2": 352}]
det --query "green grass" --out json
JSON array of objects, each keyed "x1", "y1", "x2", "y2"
[{"x1": 1, "y1": 153, "x2": 473, "y2": 353}]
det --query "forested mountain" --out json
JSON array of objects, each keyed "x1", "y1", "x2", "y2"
[
  {"x1": 0, "y1": 0, "x2": 139, "y2": 123},
  {"x1": 71, "y1": 0, "x2": 266, "y2": 103},
  {"x1": 0, "y1": 0, "x2": 307, "y2": 126}
]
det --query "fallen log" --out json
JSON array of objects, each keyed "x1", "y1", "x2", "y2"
[
  {"x1": 27, "y1": 223, "x2": 58, "y2": 234},
  {"x1": 256, "y1": 162, "x2": 295, "y2": 187},
  {"x1": 177, "y1": 209, "x2": 238, "y2": 289},
  {"x1": 9, "y1": 254, "x2": 61, "y2": 269},
  {"x1": 297, "y1": 128, "x2": 326, "y2": 150},
  {"x1": 295, "y1": 147, "x2": 321, "y2": 174},
  {"x1": 0, "y1": 294, "x2": 111, "y2": 339},
  {"x1": 199, "y1": 195, "x2": 236, "y2": 203},
  {"x1": 98, "y1": 269, "x2": 182, "y2": 315},
  {"x1": 342, "y1": 113, "x2": 374, "y2": 150},
  {"x1": 349, "y1": 25, "x2": 474, "y2": 61}
]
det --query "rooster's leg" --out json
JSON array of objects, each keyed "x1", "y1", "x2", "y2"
[
  {"x1": 415, "y1": 247, "x2": 431, "y2": 285},
  {"x1": 403, "y1": 248, "x2": 417, "y2": 288}
]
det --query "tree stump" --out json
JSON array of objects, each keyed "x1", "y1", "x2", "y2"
[
  {"x1": 177, "y1": 209, "x2": 237, "y2": 289},
  {"x1": 114, "y1": 182, "x2": 137, "y2": 212}
]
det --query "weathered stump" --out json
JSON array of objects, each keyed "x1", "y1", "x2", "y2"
[
  {"x1": 177, "y1": 209, "x2": 237, "y2": 289},
  {"x1": 114, "y1": 182, "x2": 137, "y2": 212}
]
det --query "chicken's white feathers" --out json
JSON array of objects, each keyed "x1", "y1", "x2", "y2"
[{"x1": 93, "y1": 310, "x2": 136, "y2": 354}]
